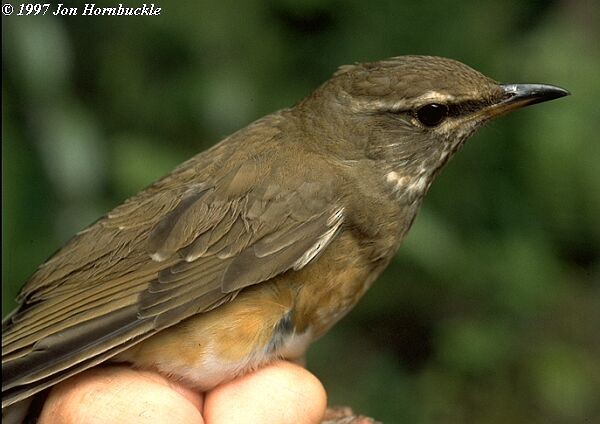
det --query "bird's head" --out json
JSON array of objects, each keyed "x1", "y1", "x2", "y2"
[{"x1": 300, "y1": 55, "x2": 569, "y2": 202}]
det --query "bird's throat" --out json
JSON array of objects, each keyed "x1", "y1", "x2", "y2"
[{"x1": 385, "y1": 169, "x2": 433, "y2": 204}]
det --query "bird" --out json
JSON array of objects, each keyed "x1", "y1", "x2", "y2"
[{"x1": 2, "y1": 55, "x2": 568, "y2": 422}]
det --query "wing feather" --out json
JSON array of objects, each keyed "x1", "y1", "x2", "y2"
[{"x1": 2, "y1": 142, "x2": 344, "y2": 408}]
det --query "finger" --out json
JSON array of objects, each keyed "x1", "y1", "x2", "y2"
[
  {"x1": 39, "y1": 366, "x2": 204, "y2": 424},
  {"x1": 203, "y1": 360, "x2": 327, "y2": 424}
]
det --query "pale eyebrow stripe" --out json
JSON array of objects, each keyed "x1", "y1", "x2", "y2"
[{"x1": 349, "y1": 93, "x2": 494, "y2": 116}]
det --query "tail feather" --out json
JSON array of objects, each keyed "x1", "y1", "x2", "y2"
[{"x1": 2, "y1": 305, "x2": 155, "y2": 408}]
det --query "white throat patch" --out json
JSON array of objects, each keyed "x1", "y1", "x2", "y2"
[{"x1": 385, "y1": 170, "x2": 429, "y2": 195}]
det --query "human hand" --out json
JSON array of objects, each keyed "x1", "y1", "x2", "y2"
[{"x1": 38, "y1": 360, "x2": 327, "y2": 423}]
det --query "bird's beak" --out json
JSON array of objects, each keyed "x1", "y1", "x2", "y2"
[{"x1": 482, "y1": 83, "x2": 570, "y2": 119}]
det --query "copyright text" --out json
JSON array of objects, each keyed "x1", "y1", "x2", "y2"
[{"x1": 2, "y1": 3, "x2": 162, "y2": 16}]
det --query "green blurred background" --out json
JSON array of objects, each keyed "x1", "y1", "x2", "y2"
[{"x1": 2, "y1": 1, "x2": 599, "y2": 422}]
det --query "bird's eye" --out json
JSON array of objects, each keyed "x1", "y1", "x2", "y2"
[{"x1": 415, "y1": 103, "x2": 448, "y2": 127}]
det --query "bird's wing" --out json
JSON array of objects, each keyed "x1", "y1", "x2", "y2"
[{"x1": 2, "y1": 145, "x2": 344, "y2": 407}]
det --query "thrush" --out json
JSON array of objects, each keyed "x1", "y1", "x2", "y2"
[{"x1": 2, "y1": 55, "x2": 568, "y2": 421}]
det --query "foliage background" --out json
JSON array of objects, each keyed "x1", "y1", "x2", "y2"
[{"x1": 2, "y1": 1, "x2": 599, "y2": 422}]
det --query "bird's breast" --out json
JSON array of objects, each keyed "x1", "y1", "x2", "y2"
[{"x1": 289, "y1": 228, "x2": 392, "y2": 339}]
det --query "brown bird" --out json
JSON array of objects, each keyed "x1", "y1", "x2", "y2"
[{"x1": 2, "y1": 56, "x2": 568, "y2": 421}]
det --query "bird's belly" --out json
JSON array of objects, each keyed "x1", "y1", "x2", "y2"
[
  {"x1": 146, "y1": 330, "x2": 313, "y2": 391},
  {"x1": 113, "y1": 282, "x2": 308, "y2": 391},
  {"x1": 173, "y1": 327, "x2": 313, "y2": 389}
]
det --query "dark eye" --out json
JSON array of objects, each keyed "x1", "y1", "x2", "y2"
[{"x1": 416, "y1": 103, "x2": 448, "y2": 127}]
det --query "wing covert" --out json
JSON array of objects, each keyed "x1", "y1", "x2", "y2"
[{"x1": 2, "y1": 150, "x2": 344, "y2": 407}]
